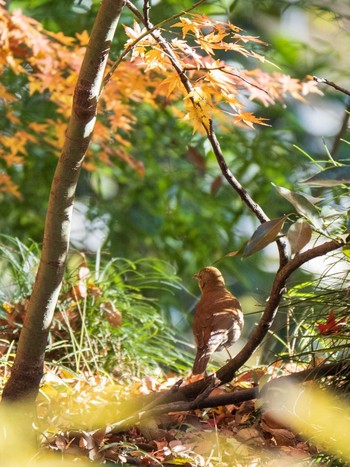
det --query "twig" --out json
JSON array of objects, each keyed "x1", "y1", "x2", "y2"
[
  {"x1": 183, "y1": 66, "x2": 269, "y2": 95},
  {"x1": 124, "y1": 0, "x2": 290, "y2": 395},
  {"x1": 313, "y1": 76, "x2": 350, "y2": 98}
]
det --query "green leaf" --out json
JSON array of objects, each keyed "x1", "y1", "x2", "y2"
[
  {"x1": 272, "y1": 183, "x2": 322, "y2": 229},
  {"x1": 287, "y1": 219, "x2": 312, "y2": 255},
  {"x1": 301, "y1": 166, "x2": 350, "y2": 187},
  {"x1": 243, "y1": 217, "x2": 287, "y2": 257}
]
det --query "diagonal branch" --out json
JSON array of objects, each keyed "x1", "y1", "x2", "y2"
[
  {"x1": 118, "y1": 242, "x2": 344, "y2": 417},
  {"x1": 125, "y1": 0, "x2": 288, "y2": 266},
  {"x1": 216, "y1": 238, "x2": 343, "y2": 383},
  {"x1": 123, "y1": 1, "x2": 291, "y2": 389}
]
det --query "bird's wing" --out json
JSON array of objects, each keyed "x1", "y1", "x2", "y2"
[{"x1": 206, "y1": 293, "x2": 243, "y2": 352}]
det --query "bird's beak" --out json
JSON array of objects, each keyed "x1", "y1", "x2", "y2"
[{"x1": 193, "y1": 273, "x2": 199, "y2": 279}]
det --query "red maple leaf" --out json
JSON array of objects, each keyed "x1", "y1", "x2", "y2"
[{"x1": 317, "y1": 310, "x2": 347, "y2": 336}]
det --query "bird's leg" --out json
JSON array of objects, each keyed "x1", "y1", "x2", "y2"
[{"x1": 225, "y1": 347, "x2": 233, "y2": 362}]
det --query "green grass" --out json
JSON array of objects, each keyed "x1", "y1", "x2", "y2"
[{"x1": 0, "y1": 237, "x2": 193, "y2": 379}]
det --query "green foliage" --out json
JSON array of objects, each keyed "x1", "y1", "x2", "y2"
[
  {"x1": 0, "y1": 238, "x2": 193, "y2": 377},
  {"x1": 275, "y1": 273, "x2": 350, "y2": 369}
]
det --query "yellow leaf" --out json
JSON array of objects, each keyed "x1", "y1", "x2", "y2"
[
  {"x1": 123, "y1": 20, "x2": 143, "y2": 40},
  {"x1": 144, "y1": 48, "x2": 167, "y2": 71},
  {"x1": 157, "y1": 74, "x2": 182, "y2": 97},
  {"x1": 172, "y1": 16, "x2": 200, "y2": 38},
  {"x1": 75, "y1": 29, "x2": 89, "y2": 46},
  {"x1": 233, "y1": 111, "x2": 270, "y2": 128}
]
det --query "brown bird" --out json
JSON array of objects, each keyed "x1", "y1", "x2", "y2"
[{"x1": 192, "y1": 266, "x2": 244, "y2": 375}]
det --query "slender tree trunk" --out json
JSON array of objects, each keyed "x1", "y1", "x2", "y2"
[{"x1": 2, "y1": 0, "x2": 125, "y2": 402}]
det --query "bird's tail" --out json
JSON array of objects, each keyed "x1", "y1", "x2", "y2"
[{"x1": 192, "y1": 348, "x2": 210, "y2": 375}]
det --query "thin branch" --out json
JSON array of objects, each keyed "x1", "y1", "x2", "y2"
[
  {"x1": 314, "y1": 76, "x2": 350, "y2": 98},
  {"x1": 125, "y1": 1, "x2": 288, "y2": 267},
  {"x1": 183, "y1": 65, "x2": 269, "y2": 95},
  {"x1": 123, "y1": 3, "x2": 344, "y2": 405},
  {"x1": 162, "y1": 361, "x2": 348, "y2": 414}
]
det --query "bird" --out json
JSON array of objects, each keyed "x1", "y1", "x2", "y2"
[{"x1": 192, "y1": 266, "x2": 244, "y2": 375}]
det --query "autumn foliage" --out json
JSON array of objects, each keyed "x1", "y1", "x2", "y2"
[{"x1": 0, "y1": 4, "x2": 321, "y2": 198}]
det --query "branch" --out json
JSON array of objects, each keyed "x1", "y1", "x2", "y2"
[
  {"x1": 122, "y1": 2, "x2": 343, "y2": 409},
  {"x1": 314, "y1": 76, "x2": 350, "y2": 98},
  {"x1": 216, "y1": 238, "x2": 343, "y2": 383},
  {"x1": 125, "y1": 1, "x2": 289, "y2": 267},
  {"x1": 111, "y1": 361, "x2": 348, "y2": 427},
  {"x1": 143, "y1": 0, "x2": 151, "y2": 29},
  {"x1": 159, "y1": 361, "x2": 348, "y2": 414}
]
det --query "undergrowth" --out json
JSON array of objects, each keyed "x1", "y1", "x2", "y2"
[{"x1": 0, "y1": 236, "x2": 193, "y2": 380}]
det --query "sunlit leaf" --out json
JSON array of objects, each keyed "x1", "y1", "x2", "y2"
[
  {"x1": 272, "y1": 184, "x2": 322, "y2": 229},
  {"x1": 301, "y1": 166, "x2": 350, "y2": 186},
  {"x1": 287, "y1": 219, "x2": 312, "y2": 255},
  {"x1": 243, "y1": 217, "x2": 287, "y2": 257}
]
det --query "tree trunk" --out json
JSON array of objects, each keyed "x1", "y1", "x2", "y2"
[{"x1": 2, "y1": 0, "x2": 125, "y2": 402}]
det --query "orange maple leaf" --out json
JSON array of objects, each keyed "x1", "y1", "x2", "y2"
[{"x1": 233, "y1": 111, "x2": 270, "y2": 129}]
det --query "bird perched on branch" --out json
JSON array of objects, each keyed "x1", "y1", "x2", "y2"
[{"x1": 192, "y1": 266, "x2": 244, "y2": 375}]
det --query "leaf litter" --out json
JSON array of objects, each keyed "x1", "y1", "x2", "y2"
[{"x1": 35, "y1": 366, "x2": 316, "y2": 466}]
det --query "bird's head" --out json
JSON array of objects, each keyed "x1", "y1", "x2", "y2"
[{"x1": 193, "y1": 266, "x2": 225, "y2": 292}]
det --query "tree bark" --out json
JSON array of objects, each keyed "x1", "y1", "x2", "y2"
[{"x1": 2, "y1": 0, "x2": 125, "y2": 402}]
